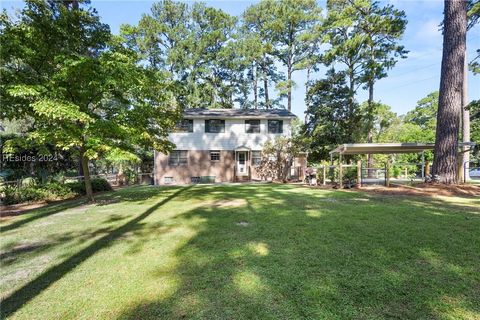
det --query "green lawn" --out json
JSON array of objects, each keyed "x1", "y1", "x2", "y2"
[{"x1": 1, "y1": 184, "x2": 479, "y2": 319}]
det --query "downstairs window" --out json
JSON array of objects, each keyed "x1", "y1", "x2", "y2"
[{"x1": 169, "y1": 150, "x2": 188, "y2": 166}]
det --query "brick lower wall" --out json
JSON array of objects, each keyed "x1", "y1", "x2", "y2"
[
  {"x1": 154, "y1": 150, "x2": 307, "y2": 184},
  {"x1": 155, "y1": 150, "x2": 235, "y2": 184}
]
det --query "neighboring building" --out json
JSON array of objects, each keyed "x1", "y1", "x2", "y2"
[{"x1": 154, "y1": 108, "x2": 307, "y2": 185}]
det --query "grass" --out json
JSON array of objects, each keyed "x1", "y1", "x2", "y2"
[{"x1": 1, "y1": 184, "x2": 479, "y2": 319}]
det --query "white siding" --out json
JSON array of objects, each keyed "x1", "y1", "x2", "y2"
[{"x1": 169, "y1": 118, "x2": 292, "y2": 150}]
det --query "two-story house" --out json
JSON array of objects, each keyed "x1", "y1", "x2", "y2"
[{"x1": 153, "y1": 108, "x2": 307, "y2": 184}]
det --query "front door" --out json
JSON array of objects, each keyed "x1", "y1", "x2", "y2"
[{"x1": 237, "y1": 151, "x2": 247, "y2": 175}]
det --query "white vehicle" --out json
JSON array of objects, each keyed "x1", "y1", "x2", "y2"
[{"x1": 469, "y1": 168, "x2": 480, "y2": 177}]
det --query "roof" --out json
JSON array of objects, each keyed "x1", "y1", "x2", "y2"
[
  {"x1": 182, "y1": 108, "x2": 296, "y2": 119},
  {"x1": 329, "y1": 142, "x2": 476, "y2": 155}
]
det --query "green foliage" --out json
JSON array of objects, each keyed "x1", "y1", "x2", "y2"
[
  {"x1": 1, "y1": 183, "x2": 74, "y2": 205},
  {"x1": 1, "y1": 178, "x2": 111, "y2": 205},
  {"x1": 323, "y1": 0, "x2": 407, "y2": 141},
  {"x1": 1, "y1": 0, "x2": 180, "y2": 200},
  {"x1": 2, "y1": 186, "x2": 45, "y2": 205},
  {"x1": 469, "y1": 49, "x2": 480, "y2": 75},
  {"x1": 259, "y1": 136, "x2": 303, "y2": 182},
  {"x1": 41, "y1": 182, "x2": 77, "y2": 198},
  {"x1": 122, "y1": 168, "x2": 138, "y2": 185},
  {"x1": 468, "y1": 99, "x2": 480, "y2": 156},
  {"x1": 304, "y1": 69, "x2": 362, "y2": 160},
  {"x1": 404, "y1": 91, "x2": 438, "y2": 131},
  {"x1": 0, "y1": 132, "x2": 78, "y2": 181},
  {"x1": 122, "y1": 0, "x2": 239, "y2": 109},
  {"x1": 242, "y1": 0, "x2": 285, "y2": 108},
  {"x1": 268, "y1": 0, "x2": 322, "y2": 110},
  {"x1": 65, "y1": 178, "x2": 113, "y2": 195}
]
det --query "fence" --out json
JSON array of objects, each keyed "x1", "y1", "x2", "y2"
[{"x1": 309, "y1": 160, "x2": 431, "y2": 188}]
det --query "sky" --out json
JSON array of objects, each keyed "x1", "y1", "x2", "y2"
[{"x1": 2, "y1": 0, "x2": 479, "y2": 119}]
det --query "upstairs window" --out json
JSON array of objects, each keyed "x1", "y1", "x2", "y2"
[
  {"x1": 175, "y1": 119, "x2": 193, "y2": 133},
  {"x1": 205, "y1": 119, "x2": 225, "y2": 133},
  {"x1": 210, "y1": 151, "x2": 220, "y2": 161},
  {"x1": 268, "y1": 120, "x2": 283, "y2": 134},
  {"x1": 252, "y1": 151, "x2": 262, "y2": 166},
  {"x1": 168, "y1": 150, "x2": 188, "y2": 166},
  {"x1": 245, "y1": 120, "x2": 260, "y2": 133}
]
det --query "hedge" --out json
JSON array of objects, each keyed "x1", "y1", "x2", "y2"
[{"x1": 1, "y1": 178, "x2": 112, "y2": 205}]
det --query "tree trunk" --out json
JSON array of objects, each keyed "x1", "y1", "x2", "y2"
[
  {"x1": 262, "y1": 54, "x2": 269, "y2": 108},
  {"x1": 287, "y1": 64, "x2": 292, "y2": 112},
  {"x1": 282, "y1": 157, "x2": 293, "y2": 183},
  {"x1": 306, "y1": 67, "x2": 310, "y2": 92},
  {"x1": 432, "y1": 0, "x2": 467, "y2": 184},
  {"x1": 462, "y1": 54, "x2": 470, "y2": 181},
  {"x1": 80, "y1": 148, "x2": 94, "y2": 202},
  {"x1": 253, "y1": 64, "x2": 258, "y2": 109}
]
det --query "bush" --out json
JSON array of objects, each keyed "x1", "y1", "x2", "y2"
[
  {"x1": 65, "y1": 178, "x2": 113, "y2": 195},
  {"x1": 2, "y1": 185, "x2": 46, "y2": 205},
  {"x1": 42, "y1": 182, "x2": 76, "y2": 198},
  {"x1": 1, "y1": 178, "x2": 112, "y2": 205}
]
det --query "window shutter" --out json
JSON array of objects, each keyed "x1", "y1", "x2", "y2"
[
  {"x1": 205, "y1": 120, "x2": 210, "y2": 133},
  {"x1": 279, "y1": 120, "x2": 283, "y2": 133}
]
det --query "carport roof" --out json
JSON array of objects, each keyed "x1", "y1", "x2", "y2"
[{"x1": 329, "y1": 143, "x2": 476, "y2": 155}]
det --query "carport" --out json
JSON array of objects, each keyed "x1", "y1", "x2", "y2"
[{"x1": 329, "y1": 143, "x2": 476, "y2": 187}]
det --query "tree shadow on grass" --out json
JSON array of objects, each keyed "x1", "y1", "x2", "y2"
[
  {"x1": 116, "y1": 185, "x2": 480, "y2": 319},
  {"x1": 0, "y1": 186, "x2": 191, "y2": 319},
  {"x1": 0, "y1": 199, "x2": 89, "y2": 233},
  {"x1": 0, "y1": 186, "x2": 175, "y2": 234}
]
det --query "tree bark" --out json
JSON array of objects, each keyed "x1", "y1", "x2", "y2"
[
  {"x1": 252, "y1": 64, "x2": 258, "y2": 109},
  {"x1": 80, "y1": 148, "x2": 94, "y2": 202},
  {"x1": 432, "y1": 0, "x2": 467, "y2": 184},
  {"x1": 462, "y1": 54, "x2": 470, "y2": 181},
  {"x1": 262, "y1": 54, "x2": 269, "y2": 108},
  {"x1": 287, "y1": 64, "x2": 292, "y2": 112}
]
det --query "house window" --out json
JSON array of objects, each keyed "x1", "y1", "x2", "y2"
[
  {"x1": 245, "y1": 120, "x2": 260, "y2": 133},
  {"x1": 210, "y1": 151, "x2": 220, "y2": 161},
  {"x1": 252, "y1": 151, "x2": 262, "y2": 166},
  {"x1": 268, "y1": 120, "x2": 283, "y2": 134},
  {"x1": 175, "y1": 119, "x2": 193, "y2": 132},
  {"x1": 205, "y1": 119, "x2": 225, "y2": 133},
  {"x1": 164, "y1": 177, "x2": 173, "y2": 184},
  {"x1": 168, "y1": 150, "x2": 188, "y2": 166}
]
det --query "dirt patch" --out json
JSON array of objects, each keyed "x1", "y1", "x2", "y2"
[
  {"x1": 360, "y1": 183, "x2": 480, "y2": 198},
  {"x1": 0, "y1": 202, "x2": 48, "y2": 218}
]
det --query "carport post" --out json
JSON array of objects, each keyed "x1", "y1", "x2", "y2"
[
  {"x1": 357, "y1": 160, "x2": 362, "y2": 187},
  {"x1": 322, "y1": 165, "x2": 326, "y2": 186},
  {"x1": 339, "y1": 154, "x2": 343, "y2": 189},
  {"x1": 386, "y1": 160, "x2": 391, "y2": 187},
  {"x1": 421, "y1": 151, "x2": 425, "y2": 179}
]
